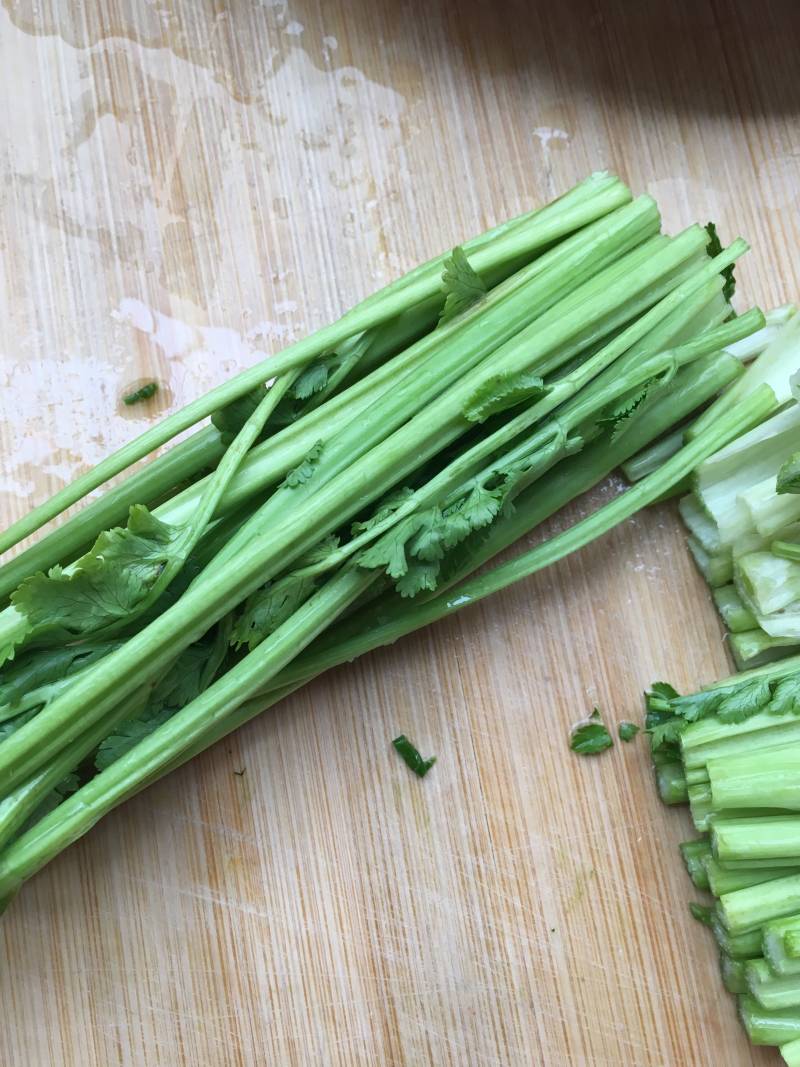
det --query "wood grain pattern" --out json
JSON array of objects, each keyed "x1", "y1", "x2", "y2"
[{"x1": 0, "y1": 1, "x2": 799, "y2": 1064}]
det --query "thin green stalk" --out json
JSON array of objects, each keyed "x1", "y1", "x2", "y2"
[
  {"x1": 747, "y1": 958, "x2": 800, "y2": 1010},
  {"x1": 712, "y1": 817, "x2": 800, "y2": 866},
  {"x1": 621, "y1": 428, "x2": 685, "y2": 482},
  {"x1": 730, "y1": 630, "x2": 800, "y2": 672},
  {"x1": 0, "y1": 174, "x2": 630, "y2": 558},
  {"x1": 713, "y1": 584, "x2": 757, "y2": 633},
  {"x1": 705, "y1": 859, "x2": 800, "y2": 899},
  {"x1": 721, "y1": 953, "x2": 749, "y2": 994},
  {"x1": 712, "y1": 914, "x2": 763, "y2": 959},
  {"x1": 719, "y1": 873, "x2": 800, "y2": 935},
  {"x1": 688, "y1": 782, "x2": 714, "y2": 830},
  {"x1": 739, "y1": 994, "x2": 800, "y2": 1045},
  {"x1": 764, "y1": 915, "x2": 800, "y2": 976},
  {"x1": 682, "y1": 712, "x2": 800, "y2": 774},
  {"x1": 710, "y1": 747, "x2": 800, "y2": 813},
  {"x1": 101, "y1": 370, "x2": 302, "y2": 638},
  {"x1": 680, "y1": 838, "x2": 712, "y2": 889},
  {"x1": 0, "y1": 685, "x2": 150, "y2": 851},
  {"x1": 658, "y1": 763, "x2": 689, "y2": 805}
]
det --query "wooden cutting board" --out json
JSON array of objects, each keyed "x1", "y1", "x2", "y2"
[{"x1": 1, "y1": 2, "x2": 799, "y2": 1064}]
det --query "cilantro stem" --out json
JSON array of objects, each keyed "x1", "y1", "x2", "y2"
[
  {"x1": 258, "y1": 350, "x2": 748, "y2": 690},
  {"x1": 0, "y1": 685, "x2": 150, "y2": 852},
  {"x1": 0, "y1": 174, "x2": 629, "y2": 559},
  {"x1": 0, "y1": 197, "x2": 669, "y2": 791},
  {"x1": 0, "y1": 428, "x2": 226, "y2": 602},
  {"x1": 0, "y1": 566, "x2": 377, "y2": 898},
  {"x1": 0, "y1": 378, "x2": 769, "y2": 895}
]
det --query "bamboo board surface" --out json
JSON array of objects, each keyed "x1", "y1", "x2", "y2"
[{"x1": 0, "y1": 2, "x2": 799, "y2": 1064}]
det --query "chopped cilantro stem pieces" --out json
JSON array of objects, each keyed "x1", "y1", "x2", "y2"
[
  {"x1": 721, "y1": 954, "x2": 750, "y2": 994},
  {"x1": 392, "y1": 735, "x2": 437, "y2": 777},
  {"x1": 738, "y1": 994, "x2": 800, "y2": 1046},
  {"x1": 712, "y1": 914, "x2": 764, "y2": 960},
  {"x1": 709, "y1": 748, "x2": 800, "y2": 812},
  {"x1": 706, "y1": 859, "x2": 800, "y2": 899},
  {"x1": 712, "y1": 817, "x2": 800, "y2": 865},
  {"x1": 123, "y1": 382, "x2": 158, "y2": 405},
  {"x1": 689, "y1": 901, "x2": 714, "y2": 926},
  {"x1": 657, "y1": 762, "x2": 688, "y2": 805},
  {"x1": 763, "y1": 916, "x2": 800, "y2": 975},
  {"x1": 680, "y1": 838, "x2": 712, "y2": 889},
  {"x1": 719, "y1": 874, "x2": 800, "y2": 936}
]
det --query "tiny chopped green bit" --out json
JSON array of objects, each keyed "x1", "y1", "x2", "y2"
[
  {"x1": 618, "y1": 720, "x2": 640, "y2": 742},
  {"x1": 689, "y1": 902, "x2": 714, "y2": 927},
  {"x1": 777, "y1": 451, "x2": 800, "y2": 495},
  {"x1": 704, "y1": 221, "x2": 736, "y2": 302},
  {"x1": 570, "y1": 709, "x2": 614, "y2": 755},
  {"x1": 123, "y1": 382, "x2": 158, "y2": 406},
  {"x1": 392, "y1": 734, "x2": 437, "y2": 777}
]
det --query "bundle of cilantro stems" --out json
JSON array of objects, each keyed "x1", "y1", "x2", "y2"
[{"x1": 0, "y1": 172, "x2": 776, "y2": 914}]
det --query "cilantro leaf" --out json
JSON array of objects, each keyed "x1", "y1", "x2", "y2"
[
  {"x1": 95, "y1": 622, "x2": 230, "y2": 771},
  {"x1": 646, "y1": 681, "x2": 680, "y2": 711},
  {"x1": 463, "y1": 370, "x2": 548, "y2": 424},
  {"x1": 212, "y1": 385, "x2": 267, "y2": 443},
  {"x1": 392, "y1": 734, "x2": 437, "y2": 777},
  {"x1": 95, "y1": 705, "x2": 175, "y2": 771},
  {"x1": 295, "y1": 534, "x2": 341, "y2": 567},
  {"x1": 570, "y1": 709, "x2": 614, "y2": 755},
  {"x1": 716, "y1": 678, "x2": 772, "y2": 724},
  {"x1": 618, "y1": 721, "x2": 640, "y2": 742},
  {"x1": 438, "y1": 246, "x2": 486, "y2": 326},
  {"x1": 648, "y1": 716, "x2": 688, "y2": 752},
  {"x1": 395, "y1": 561, "x2": 440, "y2": 598},
  {"x1": 767, "y1": 674, "x2": 800, "y2": 716},
  {"x1": 0, "y1": 643, "x2": 114, "y2": 720},
  {"x1": 231, "y1": 572, "x2": 319, "y2": 651},
  {"x1": 598, "y1": 377, "x2": 664, "y2": 442},
  {"x1": 705, "y1": 222, "x2": 736, "y2": 302},
  {"x1": 351, "y1": 488, "x2": 416, "y2": 536},
  {"x1": 459, "y1": 484, "x2": 504, "y2": 529},
  {"x1": 282, "y1": 440, "x2": 324, "y2": 489},
  {"x1": 10, "y1": 506, "x2": 180, "y2": 648},
  {"x1": 292, "y1": 360, "x2": 330, "y2": 400},
  {"x1": 358, "y1": 515, "x2": 419, "y2": 578},
  {"x1": 408, "y1": 508, "x2": 449, "y2": 562}
]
